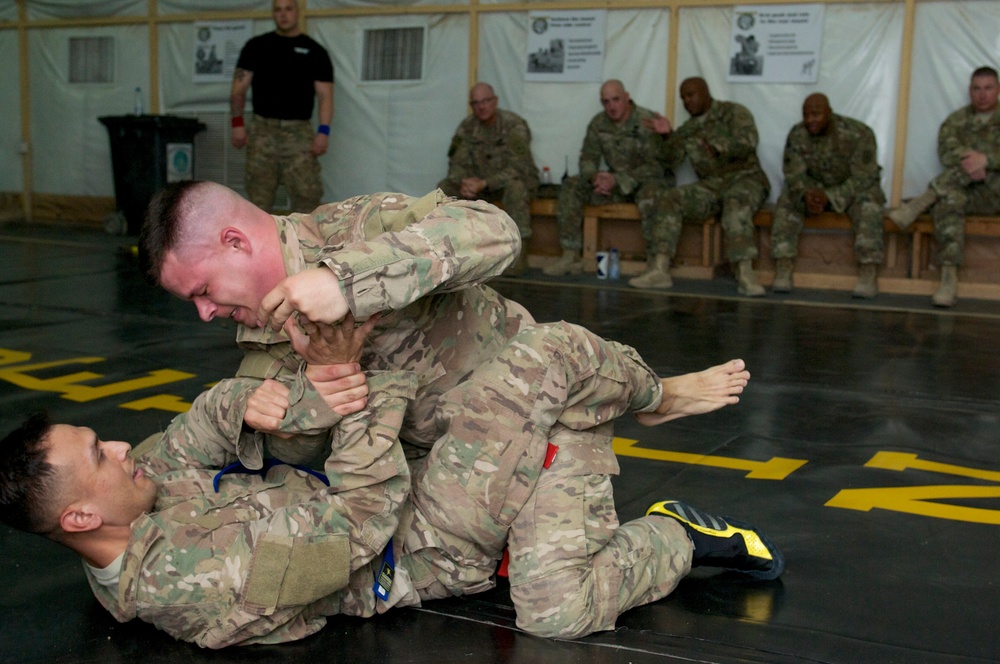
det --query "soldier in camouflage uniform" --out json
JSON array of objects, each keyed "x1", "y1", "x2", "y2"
[
  {"x1": 230, "y1": 0, "x2": 333, "y2": 213},
  {"x1": 544, "y1": 80, "x2": 675, "y2": 277},
  {"x1": 888, "y1": 66, "x2": 1000, "y2": 307},
  {"x1": 438, "y1": 83, "x2": 540, "y2": 276},
  {"x1": 142, "y1": 181, "x2": 536, "y2": 468},
  {"x1": 770, "y1": 94, "x2": 886, "y2": 298},
  {"x1": 642, "y1": 77, "x2": 770, "y2": 296},
  {"x1": 0, "y1": 317, "x2": 782, "y2": 647}
]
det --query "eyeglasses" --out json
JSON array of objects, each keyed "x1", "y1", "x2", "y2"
[{"x1": 469, "y1": 97, "x2": 496, "y2": 107}]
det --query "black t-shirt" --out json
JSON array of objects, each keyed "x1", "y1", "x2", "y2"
[{"x1": 237, "y1": 32, "x2": 334, "y2": 121}]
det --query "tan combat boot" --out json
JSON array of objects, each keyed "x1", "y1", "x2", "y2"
[
  {"x1": 852, "y1": 264, "x2": 878, "y2": 299},
  {"x1": 772, "y1": 258, "x2": 794, "y2": 293},
  {"x1": 503, "y1": 244, "x2": 529, "y2": 277},
  {"x1": 888, "y1": 189, "x2": 936, "y2": 230},
  {"x1": 628, "y1": 253, "x2": 673, "y2": 289},
  {"x1": 735, "y1": 260, "x2": 765, "y2": 297},
  {"x1": 542, "y1": 250, "x2": 582, "y2": 276},
  {"x1": 932, "y1": 264, "x2": 958, "y2": 307}
]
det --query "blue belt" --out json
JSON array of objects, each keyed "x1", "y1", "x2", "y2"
[{"x1": 212, "y1": 458, "x2": 330, "y2": 492}]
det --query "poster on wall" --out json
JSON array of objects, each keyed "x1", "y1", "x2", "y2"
[
  {"x1": 525, "y1": 10, "x2": 606, "y2": 83},
  {"x1": 727, "y1": 4, "x2": 824, "y2": 84},
  {"x1": 193, "y1": 21, "x2": 252, "y2": 83}
]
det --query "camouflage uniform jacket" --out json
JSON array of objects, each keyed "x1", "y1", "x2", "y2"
[
  {"x1": 661, "y1": 100, "x2": 769, "y2": 186},
  {"x1": 85, "y1": 370, "x2": 422, "y2": 648},
  {"x1": 938, "y1": 104, "x2": 1000, "y2": 182},
  {"x1": 579, "y1": 102, "x2": 671, "y2": 195},
  {"x1": 782, "y1": 113, "x2": 885, "y2": 212},
  {"x1": 233, "y1": 190, "x2": 535, "y2": 466},
  {"x1": 444, "y1": 109, "x2": 539, "y2": 190}
]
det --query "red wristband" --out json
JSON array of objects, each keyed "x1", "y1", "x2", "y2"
[{"x1": 231, "y1": 116, "x2": 245, "y2": 129}]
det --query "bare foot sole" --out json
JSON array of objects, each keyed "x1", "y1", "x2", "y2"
[{"x1": 635, "y1": 359, "x2": 749, "y2": 426}]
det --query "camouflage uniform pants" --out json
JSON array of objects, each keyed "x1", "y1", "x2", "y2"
[
  {"x1": 771, "y1": 189, "x2": 885, "y2": 264},
  {"x1": 246, "y1": 116, "x2": 324, "y2": 213},
  {"x1": 555, "y1": 176, "x2": 674, "y2": 253},
  {"x1": 402, "y1": 321, "x2": 693, "y2": 638},
  {"x1": 928, "y1": 168, "x2": 1000, "y2": 266},
  {"x1": 437, "y1": 178, "x2": 537, "y2": 240},
  {"x1": 655, "y1": 174, "x2": 768, "y2": 262}
]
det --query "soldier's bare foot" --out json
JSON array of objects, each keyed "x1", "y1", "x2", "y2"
[{"x1": 635, "y1": 359, "x2": 749, "y2": 426}]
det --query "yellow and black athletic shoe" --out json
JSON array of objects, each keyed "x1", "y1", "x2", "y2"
[{"x1": 647, "y1": 500, "x2": 785, "y2": 581}]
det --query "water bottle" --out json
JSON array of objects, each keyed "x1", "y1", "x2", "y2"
[
  {"x1": 609, "y1": 248, "x2": 621, "y2": 280},
  {"x1": 133, "y1": 87, "x2": 143, "y2": 116},
  {"x1": 541, "y1": 166, "x2": 552, "y2": 185}
]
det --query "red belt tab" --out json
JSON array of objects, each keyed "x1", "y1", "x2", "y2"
[{"x1": 543, "y1": 443, "x2": 559, "y2": 469}]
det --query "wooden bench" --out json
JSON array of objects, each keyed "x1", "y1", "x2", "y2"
[
  {"x1": 528, "y1": 199, "x2": 720, "y2": 277},
  {"x1": 753, "y1": 208, "x2": 907, "y2": 271},
  {"x1": 529, "y1": 197, "x2": 1000, "y2": 297},
  {"x1": 580, "y1": 204, "x2": 720, "y2": 275},
  {"x1": 910, "y1": 215, "x2": 1000, "y2": 274}
]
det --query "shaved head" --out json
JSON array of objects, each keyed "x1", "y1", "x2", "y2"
[
  {"x1": 680, "y1": 77, "x2": 711, "y2": 117},
  {"x1": 600, "y1": 79, "x2": 632, "y2": 124},
  {"x1": 802, "y1": 93, "x2": 832, "y2": 135},
  {"x1": 142, "y1": 181, "x2": 287, "y2": 328}
]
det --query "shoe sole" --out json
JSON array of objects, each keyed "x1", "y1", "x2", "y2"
[{"x1": 647, "y1": 500, "x2": 785, "y2": 581}]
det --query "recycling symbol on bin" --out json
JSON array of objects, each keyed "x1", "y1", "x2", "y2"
[{"x1": 172, "y1": 150, "x2": 190, "y2": 172}]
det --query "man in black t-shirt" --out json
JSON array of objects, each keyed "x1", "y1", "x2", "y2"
[{"x1": 231, "y1": 0, "x2": 333, "y2": 213}]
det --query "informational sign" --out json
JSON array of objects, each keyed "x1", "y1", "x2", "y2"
[
  {"x1": 727, "y1": 5, "x2": 824, "y2": 84},
  {"x1": 166, "y1": 143, "x2": 194, "y2": 182},
  {"x1": 525, "y1": 10, "x2": 606, "y2": 83},
  {"x1": 193, "y1": 21, "x2": 252, "y2": 83}
]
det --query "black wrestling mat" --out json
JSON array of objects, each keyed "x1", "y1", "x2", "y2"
[{"x1": 1, "y1": 223, "x2": 997, "y2": 663}]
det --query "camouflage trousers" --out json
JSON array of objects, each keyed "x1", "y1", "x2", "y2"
[
  {"x1": 655, "y1": 173, "x2": 769, "y2": 262},
  {"x1": 437, "y1": 178, "x2": 537, "y2": 239},
  {"x1": 400, "y1": 321, "x2": 693, "y2": 638},
  {"x1": 246, "y1": 116, "x2": 324, "y2": 213},
  {"x1": 555, "y1": 176, "x2": 675, "y2": 252},
  {"x1": 928, "y1": 168, "x2": 1000, "y2": 266},
  {"x1": 771, "y1": 189, "x2": 885, "y2": 264}
]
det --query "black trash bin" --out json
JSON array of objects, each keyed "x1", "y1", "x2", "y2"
[{"x1": 99, "y1": 115, "x2": 206, "y2": 235}]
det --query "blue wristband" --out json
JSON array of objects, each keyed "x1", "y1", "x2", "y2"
[{"x1": 317, "y1": 124, "x2": 331, "y2": 135}]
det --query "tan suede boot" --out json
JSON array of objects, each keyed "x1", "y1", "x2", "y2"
[
  {"x1": 888, "y1": 189, "x2": 937, "y2": 230},
  {"x1": 851, "y1": 264, "x2": 878, "y2": 299},
  {"x1": 932, "y1": 264, "x2": 958, "y2": 307},
  {"x1": 735, "y1": 260, "x2": 765, "y2": 297},
  {"x1": 503, "y1": 244, "x2": 529, "y2": 277},
  {"x1": 542, "y1": 249, "x2": 582, "y2": 276},
  {"x1": 628, "y1": 253, "x2": 673, "y2": 289},
  {"x1": 772, "y1": 258, "x2": 794, "y2": 293}
]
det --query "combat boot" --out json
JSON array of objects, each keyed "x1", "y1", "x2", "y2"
[
  {"x1": 647, "y1": 500, "x2": 785, "y2": 581},
  {"x1": 888, "y1": 189, "x2": 936, "y2": 230},
  {"x1": 772, "y1": 258, "x2": 794, "y2": 293},
  {"x1": 852, "y1": 263, "x2": 878, "y2": 299},
  {"x1": 628, "y1": 253, "x2": 673, "y2": 289},
  {"x1": 735, "y1": 260, "x2": 765, "y2": 297},
  {"x1": 932, "y1": 264, "x2": 958, "y2": 307},
  {"x1": 542, "y1": 250, "x2": 582, "y2": 276},
  {"x1": 503, "y1": 244, "x2": 529, "y2": 277}
]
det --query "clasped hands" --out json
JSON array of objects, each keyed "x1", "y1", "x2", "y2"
[
  {"x1": 804, "y1": 189, "x2": 829, "y2": 215},
  {"x1": 245, "y1": 268, "x2": 381, "y2": 435},
  {"x1": 961, "y1": 150, "x2": 987, "y2": 181}
]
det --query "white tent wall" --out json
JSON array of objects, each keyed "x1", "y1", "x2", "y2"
[
  {"x1": 0, "y1": 28, "x2": 23, "y2": 196},
  {"x1": 312, "y1": 14, "x2": 470, "y2": 199},
  {"x1": 157, "y1": 1, "x2": 271, "y2": 15},
  {"x1": 26, "y1": 0, "x2": 146, "y2": 20},
  {"x1": 29, "y1": 24, "x2": 150, "y2": 196},
  {"x1": 677, "y1": 4, "x2": 904, "y2": 201},
  {"x1": 3, "y1": 1, "x2": 999, "y2": 223},
  {"x1": 479, "y1": 9, "x2": 670, "y2": 183},
  {"x1": 905, "y1": 1, "x2": 1000, "y2": 198}
]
